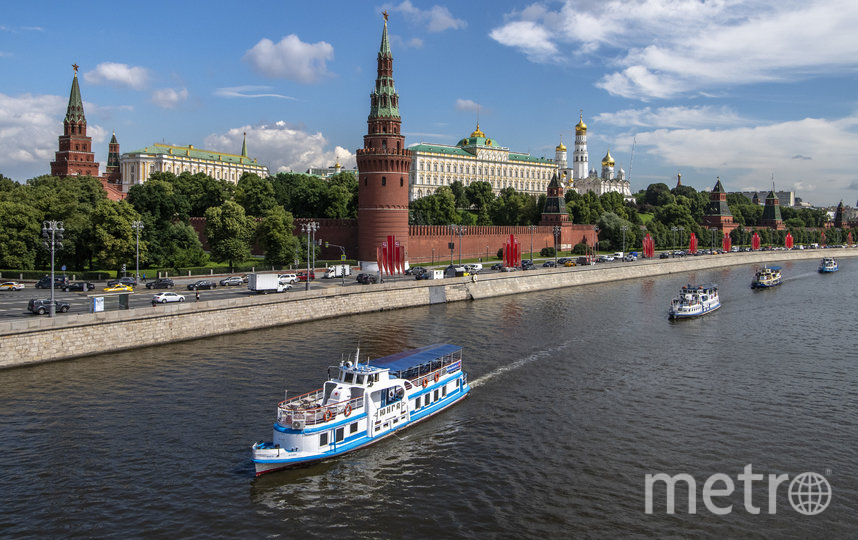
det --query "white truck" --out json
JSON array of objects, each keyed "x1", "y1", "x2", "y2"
[
  {"x1": 323, "y1": 264, "x2": 352, "y2": 279},
  {"x1": 248, "y1": 273, "x2": 292, "y2": 294}
]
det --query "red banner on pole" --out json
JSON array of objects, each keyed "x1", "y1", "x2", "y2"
[
  {"x1": 785, "y1": 232, "x2": 794, "y2": 249},
  {"x1": 688, "y1": 232, "x2": 697, "y2": 254},
  {"x1": 722, "y1": 233, "x2": 731, "y2": 252},
  {"x1": 751, "y1": 232, "x2": 760, "y2": 250}
]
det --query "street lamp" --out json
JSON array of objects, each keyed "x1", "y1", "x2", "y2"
[
  {"x1": 709, "y1": 227, "x2": 718, "y2": 252},
  {"x1": 456, "y1": 226, "x2": 467, "y2": 265},
  {"x1": 449, "y1": 225, "x2": 455, "y2": 265},
  {"x1": 553, "y1": 225, "x2": 561, "y2": 267},
  {"x1": 41, "y1": 220, "x2": 64, "y2": 317},
  {"x1": 621, "y1": 225, "x2": 628, "y2": 261},
  {"x1": 132, "y1": 220, "x2": 144, "y2": 283},
  {"x1": 528, "y1": 225, "x2": 536, "y2": 263},
  {"x1": 301, "y1": 221, "x2": 318, "y2": 291},
  {"x1": 678, "y1": 227, "x2": 685, "y2": 252},
  {"x1": 670, "y1": 226, "x2": 678, "y2": 254}
]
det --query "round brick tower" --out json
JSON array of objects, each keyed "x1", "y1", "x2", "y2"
[{"x1": 356, "y1": 13, "x2": 412, "y2": 270}]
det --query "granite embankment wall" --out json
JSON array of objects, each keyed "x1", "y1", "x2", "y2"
[{"x1": 2, "y1": 249, "x2": 854, "y2": 369}]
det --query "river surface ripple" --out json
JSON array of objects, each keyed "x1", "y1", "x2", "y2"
[{"x1": 1, "y1": 257, "x2": 856, "y2": 538}]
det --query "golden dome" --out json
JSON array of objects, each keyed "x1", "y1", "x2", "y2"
[
  {"x1": 470, "y1": 122, "x2": 486, "y2": 138},
  {"x1": 556, "y1": 136, "x2": 566, "y2": 152},
  {"x1": 601, "y1": 149, "x2": 614, "y2": 166},
  {"x1": 575, "y1": 114, "x2": 587, "y2": 133}
]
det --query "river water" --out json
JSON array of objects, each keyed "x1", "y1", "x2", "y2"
[{"x1": 2, "y1": 257, "x2": 857, "y2": 538}]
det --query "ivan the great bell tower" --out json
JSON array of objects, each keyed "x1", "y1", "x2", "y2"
[{"x1": 356, "y1": 13, "x2": 412, "y2": 270}]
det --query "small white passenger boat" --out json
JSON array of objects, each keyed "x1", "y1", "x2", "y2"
[
  {"x1": 251, "y1": 344, "x2": 470, "y2": 476},
  {"x1": 818, "y1": 257, "x2": 838, "y2": 273},
  {"x1": 751, "y1": 265, "x2": 783, "y2": 288},
  {"x1": 668, "y1": 283, "x2": 721, "y2": 320}
]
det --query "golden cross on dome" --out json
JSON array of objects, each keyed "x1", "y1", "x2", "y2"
[
  {"x1": 72, "y1": 63, "x2": 79, "y2": 73},
  {"x1": 383, "y1": 10, "x2": 388, "y2": 21}
]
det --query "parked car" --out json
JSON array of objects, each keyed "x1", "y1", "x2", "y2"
[
  {"x1": 659, "y1": 252, "x2": 670, "y2": 259},
  {"x1": 152, "y1": 292, "x2": 186, "y2": 304},
  {"x1": 35, "y1": 275, "x2": 68, "y2": 289},
  {"x1": 557, "y1": 257, "x2": 571, "y2": 265},
  {"x1": 278, "y1": 273, "x2": 298, "y2": 285},
  {"x1": 415, "y1": 270, "x2": 431, "y2": 280},
  {"x1": 145, "y1": 278, "x2": 174, "y2": 289},
  {"x1": 187, "y1": 280, "x2": 217, "y2": 290},
  {"x1": 575, "y1": 256, "x2": 595, "y2": 266},
  {"x1": 564, "y1": 261, "x2": 576, "y2": 267},
  {"x1": 405, "y1": 266, "x2": 426, "y2": 276},
  {"x1": 62, "y1": 281, "x2": 95, "y2": 292},
  {"x1": 104, "y1": 283, "x2": 133, "y2": 292},
  {"x1": 465, "y1": 263, "x2": 483, "y2": 273},
  {"x1": 0, "y1": 281, "x2": 25, "y2": 291},
  {"x1": 219, "y1": 276, "x2": 245, "y2": 287},
  {"x1": 543, "y1": 260, "x2": 556, "y2": 267},
  {"x1": 356, "y1": 273, "x2": 377, "y2": 284},
  {"x1": 297, "y1": 271, "x2": 316, "y2": 282},
  {"x1": 107, "y1": 276, "x2": 137, "y2": 287},
  {"x1": 27, "y1": 298, "x2": 70, "y2": 315},
  {"x1": 623, "y1": 254, "x2": 637, "y2": 262},
  {"x1": 491, "y1": 262, "x2": 504, "y2": 270}
]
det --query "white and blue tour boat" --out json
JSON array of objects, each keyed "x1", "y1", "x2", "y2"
[
  {"x1": 668, "y1": 283, "x2": 721, "y2": 320},
  {"x1": 252, "y1": 343, "x2": 470, "y2": 476},
  {"x1": 751, "y1": 265, "x2": 783, "y2": 288},
  {"x1": 818, "y1": 257, "x2": 838, "y2": 273}
]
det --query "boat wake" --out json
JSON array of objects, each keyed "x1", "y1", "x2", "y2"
[{"x1": 469, "y1": 340, "x2": 575, "y2": 389}]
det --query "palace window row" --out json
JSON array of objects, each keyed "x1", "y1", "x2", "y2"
[{"x1": 417, "y1": 160, "x2": 551, "y2": 180}]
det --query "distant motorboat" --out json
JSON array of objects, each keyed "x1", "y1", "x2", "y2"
[
  {"x1": 818, "y1": 257, "x2": 838, "y2": 273},
  {"x1": 669, "y1": 283, "x2": 721, "y2": 320},
  {"x1": 751, "y1": 265, "x2": 783, "y2": 288}
]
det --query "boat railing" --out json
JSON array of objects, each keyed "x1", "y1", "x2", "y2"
[
  {"x1": 407, "y1": 361, "x2": 461, "y2": 387},
  {"x1": 277, "y1": 394, "x2": 365, "y2": 428}
]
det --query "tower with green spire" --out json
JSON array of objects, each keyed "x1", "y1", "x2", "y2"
[
  {"x1": 356, "y1": 12, "x2": 412, "y2": 269},
  {"x1": 105, "y1": 131, "x2": 121, "y2": 183},
  {"x1": 702, "y1": 177, "x2": 737, "y2": 233},
  {"x1": 51, "y1": 64, "x2": 100, "y2": 178},
  {"x1": 760, "y1": 182, "x2": 785, "y2": 230}
]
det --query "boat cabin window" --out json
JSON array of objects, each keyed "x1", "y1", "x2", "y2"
[
  {"x1": 356, "y1": 374, "x2": 365, "y2": 385},
  {"x1": 335, "y1": 427, "x2": 344, "y2": 443},
  {"x1": 319, "y1": 432, "x2": 329, "y2": 446},
  {"x1": 343, "y1": 371, "x2": 354, "y2": 384},
  {"x1": 350, "y1": 422, "x2": 358, "y2": 434}
]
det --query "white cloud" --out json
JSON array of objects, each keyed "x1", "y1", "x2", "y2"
[
  {"x1": 0, "y1": 92, "x2": 106, "y2": 181},
  {"x1": 630, "y1": 114, "x2": 858, "y2": 202},
  {"x1": 84, "y1": 62, "x2": 149, "y2": 90},
  {"x1": 204, "y1": 122, "x2": 355, "y2": 174},
  {"x1": 455, "y1": 99, "x2": 480, "y2": 112},
  {"x1": 595, "y1": 106, "x2": 745, "y2": 129},
  {"x1": 492, "y1": 0, "x2": 858, "y2": 99},
  {"x1": 488, "y1": 21, "x2": 557, "y2": 63},
  {"x1": 389, "y1": 1, "x2": 466, "y2": 32},
  {"x1": 151, "y1": 87, "x2": 188, "y2": 109},
  {"x1": 213, "y1": 86, "x2": 296, "y2": 100},
  {"x1": 243, "y1": 35, "x2": 334, "y2": 83}
]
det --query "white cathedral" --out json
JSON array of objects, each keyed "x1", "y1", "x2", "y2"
[{"x1": 555, "y1": 114, "x2": 632, "y2": 201}]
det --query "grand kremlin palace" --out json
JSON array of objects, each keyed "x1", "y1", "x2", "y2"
[
  {"x1": 118, "y1": 138, "x2": 268, "y2": 193},
  {"x1": 407, "y1": 124, "x2": 556, "y2": 201}
]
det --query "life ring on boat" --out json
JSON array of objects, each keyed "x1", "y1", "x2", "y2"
[
  {"x1": 388, "y1": 388, "x2": 396, "y2": 401},
  {"x1": 344, "y1": 404, "x2": 352, "y2": 417},
  {"x1": 434, "y1": 372, "x2": 440, "y2": 383},
  {"x1": 324, "y1": 409, "x2": 333, "y2": 422},
  {"x1": 422, "y1": 379, "x2": 428, "y2": 388}
]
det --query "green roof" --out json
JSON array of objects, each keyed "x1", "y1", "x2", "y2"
[
  {"x1": 509, "y1": 153, "x2": 553, "y2": 164},
  {"x1": 125, "y1": 143, "x2": 260, "y2": 165},
  {"x1": 408, "y1": 144, "x2": 472, "y2": 157}
]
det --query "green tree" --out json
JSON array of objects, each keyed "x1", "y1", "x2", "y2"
[
  {"x1": 0, "y1": 200, "x2": 42, "y2": 269},
  {"x1": 449, "y1": 180, "x2": 469, "y2": 209},
  {"x1": 160, "y1": 221, "x2": 209, "y2": 268},
  {"x1": 409, "y1": 186, "x2": 458, "y2": 225},
  {"x1": 205, "y1": 201, "x2": 254, "y2": 267},
  {"x1": 235, "y1": 173, "x2": 277, "y2": 217},
  {"x1": 91, "y1": 199, "x2": 144, "y2": 272},
  {"x1": 465, "y1": 181, "x2": 494, "y2": 212},
  {"x1": 256, "y1": 206, "x2": 300, "y2": 267}
]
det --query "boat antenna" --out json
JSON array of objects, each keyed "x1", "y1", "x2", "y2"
[{"x1": 627, "y1": 135, "x2": 636, "y2": 183}]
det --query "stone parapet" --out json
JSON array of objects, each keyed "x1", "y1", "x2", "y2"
[{"x1": 2, "y1": 249, "x2": 855, "y2": 369}]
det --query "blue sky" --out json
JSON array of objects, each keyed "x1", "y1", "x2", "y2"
[{"x1": 2, "y1": 0, "x2": 857, "y2": 206}]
